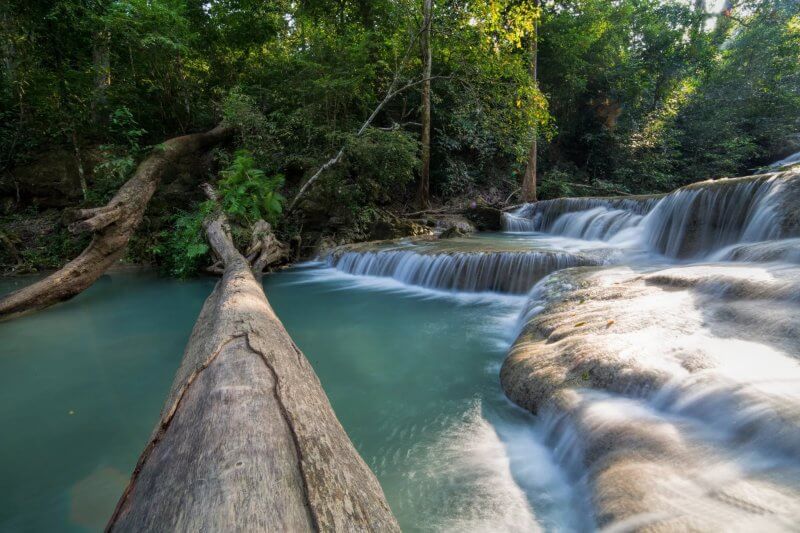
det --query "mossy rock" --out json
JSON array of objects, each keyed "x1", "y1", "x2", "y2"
[{"x1": 369, "y1": 218, "x2": 432, "y2": 240}]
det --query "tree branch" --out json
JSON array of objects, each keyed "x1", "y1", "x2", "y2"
[{"x1": 286, "y1": 74, "x2": 452, "y2": 214}]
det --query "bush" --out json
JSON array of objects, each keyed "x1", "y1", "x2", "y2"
[{"x1": 151, "y1": 151, "x2": 285, "y2": 277}]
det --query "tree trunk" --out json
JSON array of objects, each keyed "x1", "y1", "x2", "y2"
[
  {"x1": 91, "y1": 31, "x2": 111, "y2": 125},
  {"x1": 417, "y1": 0, "x2": 433, "y2": 210},
  {"x1": 521, "y1": 0, "x2": 540, "y2": 204},
  {"x1": 106, "y1": 208, "x2": 399, "y2": 532},
  {"x1": 71, "y1": 129, "x2": 89, "y2": 201},
  {"x1": 0, "y1": 125, "x2": 233, "y2": 322}
]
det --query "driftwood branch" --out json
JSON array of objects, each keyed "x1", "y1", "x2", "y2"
[
  {"x1": 0, "y1": 124, "x2": 233, "y2": 321},
  {"x1": 247, "y1": 220, "x2": 288, "y2": 278},
  {"x1": 403, "y1": 205, "x2": 463, "y2": 217},
  {"x1": 107, "y1": 190, "x2": 398, "y2": 532}
]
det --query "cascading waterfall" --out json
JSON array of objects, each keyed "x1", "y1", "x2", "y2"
[
  {"x1": 503, "y1": 196, "x2": 660, "y2": 234},
  {"x1": 504, "y1": 172, "x2": 798, "y2": 259},
  {"x1": 769, "y1": 149, "x2": 800, "y2": 169},
  {"x1": 328, "y1": 249, "x2": 601, "y2": 294},
  {"x1": 321, "y1": 169, "x2": 800, "y2": 531},
  {"x1": 641, "y1": 175, "x2": 788, "y2": 258}
]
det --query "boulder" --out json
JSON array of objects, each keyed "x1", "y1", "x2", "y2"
[
  {"x1": 438, "y1": 226, "x2": 469, "y2": 239},
  {"x1": 0, "y1": 151, "x2": 85, "y2": 207},
  {"x1": 369, "y1": 218, "x2": 433, "y2": 241},
  {"x1": 464, "y1": 205, "x2": 503, "y2": 231}
]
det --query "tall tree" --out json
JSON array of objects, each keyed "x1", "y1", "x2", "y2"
[
  {"x1": 521, "y1": 0, "x2": 540, "y2": 203},
  {"x1": 417, "y1": 0, "x2": 433, "y2": 209}
]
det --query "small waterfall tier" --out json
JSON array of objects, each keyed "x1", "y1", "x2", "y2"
[
  {"x1": 501, "y1": 264, "x2": 800, "y2": 530},
  {"x1": 642, "y1": 172, "x2": 800, "y2": 257},
  {"x1": 326, "y1": 241, "x2": 603, "y2": 294},
  {"x1": 503, "y1": 195, "x2": 661, "y2": 234},
  {"x1": 504, "y1": 170, "x2": 800, "y2": 259}
]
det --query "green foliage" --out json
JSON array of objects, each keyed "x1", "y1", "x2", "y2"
[
  {"x1": 218, "y1": 150, "x2": 285, "y2": 226},
  {"x1": 2, "y1": 0, "x2": 798, "y2": 253},
  {"x1": 151, "y1": 151, "x2": 284, "y2": 277},
  {"x1": 153, "y1": 202, "x2": 214, "y2": 278},
  {"x1": 109, "y1": 107, "x2": 147, "y2": 151},
  {"x1": 87, "y1": 107, "x2": 148, "y2": 205},
  {"x1": 306, "y1": 128, "x2": 419, "y2": 230}
]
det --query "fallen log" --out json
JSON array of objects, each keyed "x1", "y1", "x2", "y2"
[
  {"x1": 0, "y1": 124, "x2": 233, "y2": 321},
  {"x1": 106, "y1": 201, "x2": 398, "y2": 532}
]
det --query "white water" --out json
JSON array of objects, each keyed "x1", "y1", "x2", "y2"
[
  {"x1": 326, "y1": 170, "x2": 800, "y2": 531},
  {"x1": 328, "y1": 248, "x2": 602, "y2": 294},
  {"x1": 769, "y1": 150, "x2": 800, "y2": 169},
  {"x1": 504, "y1": 173, "x2": 795, "y2": 259}
]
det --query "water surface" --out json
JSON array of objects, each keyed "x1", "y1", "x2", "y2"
[{"x1": 0, "y1": 267, "x2": 579, "y2": 532}]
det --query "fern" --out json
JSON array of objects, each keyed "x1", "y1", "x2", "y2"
[{"x1": 218, "y1": 150, "x2": 285, "y2": 225}]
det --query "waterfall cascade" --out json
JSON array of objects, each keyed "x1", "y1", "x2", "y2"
[
  {"x1": 503, "y1": 195, "x2": 661, "y2": 234},
  {"x1": 503, "y1": 170, "x2": 800, "y2": 259},
  {"x1": 321, "y1": 168, "x2": 800, "y2": 530},
  {"x1": 327, "y1": 248, "x2": 601, "y2": 294}
]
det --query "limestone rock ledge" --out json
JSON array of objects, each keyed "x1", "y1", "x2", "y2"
[{"x1": 500, "y1": 264, "x2": 800, "y2": 530}]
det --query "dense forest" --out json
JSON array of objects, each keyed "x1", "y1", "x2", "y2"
[{"x1": 1, "y1": 0, "x2": 798, "y2": 276}]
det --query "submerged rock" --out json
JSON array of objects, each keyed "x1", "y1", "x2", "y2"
[
  {"x1": 438, "y1": 226, "x2": 469, "y2": 239},
  {"x1": 369, "y1": 218, "x2": 432, "y2": 241}
]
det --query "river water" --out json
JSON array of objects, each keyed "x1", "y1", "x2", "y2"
[
  {"x1": 1, "y1": 171, "x2": 798, "y2": 531},
  {"x1": 0, "y1": 265, "x2": 583, "y2": 532}
]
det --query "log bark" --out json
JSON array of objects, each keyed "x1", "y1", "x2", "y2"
[
  {"x1": 246, "y1": 220, "x2": 288, "y2": 278},
  {"x1": 106, "y1": 210, "x2": 399, "y2": 532},
  {"x1": 0, "y1": 124, "x2": 233, "y2": 321}
]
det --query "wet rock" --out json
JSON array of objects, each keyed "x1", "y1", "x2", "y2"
[
  {"x1": 438, "y1": 226, "x2": 469, "y2": 239},
  {"x1": 464, "y1": 205, "x2": 503, "y2": 231},
  {"x1": 501, "y1": 263, "x2": 800, "y2": 530},
  {"x1": 369, "y1": 218, "x2": 433, "y2": 241}
]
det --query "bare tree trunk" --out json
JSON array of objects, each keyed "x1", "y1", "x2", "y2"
[
  {"x1": 91, "y1": 31, "x2": 111, "y2": 125},
  {"x1": 0, "y1": 125, "x2": 233, "y2": 322},
  {"x1": 521, "y1": 0, "x2": 540, "y2": 204},
  {"x1": 70, "y1": 129, "x2": 89, "y2": 201},
  {"x1": 106, "y1": 202, "x2": 399, "y2": 532},
  {"x1": 417, "y1": 0, "x2": 433, "y2": 210}
]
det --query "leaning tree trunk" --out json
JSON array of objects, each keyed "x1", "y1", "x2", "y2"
[
  {"x1": 106, "y1": 207, "x2": 399, "y2": 532},
  {"x1": 0, "y1": 124, "x2": 233, "y2": 321}
]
